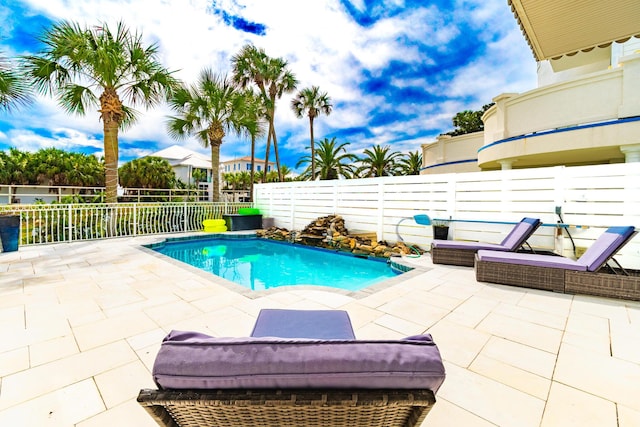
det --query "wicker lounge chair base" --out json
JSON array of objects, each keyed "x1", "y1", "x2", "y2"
[
  {"x1": 431, "y1": 246, "x2": 476, "y2": 267},
  {"x1": 565, "y1": 269, "x2": 640, "y2": 301},
  {"x1": 474, "y1": 257, "x2": 566, "y2": 293},
  {"x1": 475, "y1": 226, "x2": 639, "y2": 300},
  {"x1": 137, "y1": 388, "x2": 436, "y2": 427}
]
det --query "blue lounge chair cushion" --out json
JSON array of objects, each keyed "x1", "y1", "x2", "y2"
[
  {"x1": 152, "y1": 330, "x2": 446, "y2": 393},
  {"x1": 250, "y1": 309, "x2": 356, "y2": 339}
]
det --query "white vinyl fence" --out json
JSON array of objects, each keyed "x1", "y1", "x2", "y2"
[{"x1": 254, "y1": 163, "x2": 640, "y2": 268}]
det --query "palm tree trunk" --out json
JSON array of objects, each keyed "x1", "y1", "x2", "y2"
[
  {"x1": 309, "y1": 116, "x2": 315, "y2": 181},
  {"x1": 263, "y1": 120, "x2": 273, "y2": 184},
  {"x1": 271, "y1": 124, "x2": 283, "y2": 182},
  {"x1": 99, "y1": 87, "x2": 124, "y2": 204},
  {"x1": 103, "y1": 116, "x2": 119, "y2": 203},
  {"x1": 249, "y1": 135, "x2": 256, "y2": 201},
  {"x1": 210, "y1": 142, "x2": 221, "y2": 202}
]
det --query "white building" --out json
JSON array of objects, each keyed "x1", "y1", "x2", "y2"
[
  {"x1": 422, "y1": 1, "x2": 640, "y2": 173},
  {"x1": 220, "y1": 156, "x2": 275, "y2": 175},
  {"x1": 148, "y1": 145, "x2": 213, "y2": 199}
]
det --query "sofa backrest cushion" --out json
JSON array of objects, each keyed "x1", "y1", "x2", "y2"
[{"x1": 152, "y1": 330, "x2": 446, "y2": 393}]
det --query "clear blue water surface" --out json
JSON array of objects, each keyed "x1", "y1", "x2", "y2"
[{"x1": 150, "y1": 237, "x2": 398, "y2": 291}]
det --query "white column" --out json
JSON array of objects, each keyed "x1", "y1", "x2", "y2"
[
  {"x1": 498, "y1": 159, "x2": 516, "y2": 170},
  {"x1": 620, "y1": 144, "x2": 640, "y2": 162}
]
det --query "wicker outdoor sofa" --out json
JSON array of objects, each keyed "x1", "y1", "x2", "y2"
[
  {"x1": 431, "y1": 217, "x2": 541, "y2": 267},
  {"x1": 475, "y1": 226, "x2": 640, "y2": 300},
  {"x1": 138, "y1": 309, "x2": 446, "y2": 427}
]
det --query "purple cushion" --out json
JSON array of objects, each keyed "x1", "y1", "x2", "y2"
[
  {"x1": 432, "y1": 218, "x2": 539, "y2": 252},
  {"x1": 152, "y1": 330, "x2": 446, "y2": 393},
  {"x1": 250, "y1": 309, "x2": 355, "y2": 339},
  {"x1": 499, "y1": 221, "x2": 535, "y2": 250},
  {"x1": 476, "y1": 250, "x2": 587, "y2": 271},
  {"x1": 576, "y1": 226, "x2": 635, "y2": 271}
]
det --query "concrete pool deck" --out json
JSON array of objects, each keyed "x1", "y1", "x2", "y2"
[{"x1": 1, "y1": 233, "x2": 640, "y2": 426}]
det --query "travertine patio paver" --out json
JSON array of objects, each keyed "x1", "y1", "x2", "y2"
[{"x1": 1, "y1": 234, "x2": 639, "y2": 426}]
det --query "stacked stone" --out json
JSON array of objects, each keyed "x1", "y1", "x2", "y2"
[
  {"x1": 256, "y1": 226, "x2": 291, "y2": 241},
  {"x1": 256, "y1": 215, "x2": 424, "y2": 258},
  {"x1": 298, "y1": 215, "x2": 348, "y2": 247}
]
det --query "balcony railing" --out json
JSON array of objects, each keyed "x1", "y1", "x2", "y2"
[
  {"x1": 0, "y1": 185, "x2": 210, "y2": 205},
  {"x1": 0, "y1": 202, "x2": 252, "y2": 246}
]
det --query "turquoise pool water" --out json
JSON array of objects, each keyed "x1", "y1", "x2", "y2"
[{"x1": 148, "y1": 237, "x2": 398, "y2": 291}]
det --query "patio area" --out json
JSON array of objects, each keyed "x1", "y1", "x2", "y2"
[{"x1": 1, "y1": 234, "x2": 639, "y2": 426}]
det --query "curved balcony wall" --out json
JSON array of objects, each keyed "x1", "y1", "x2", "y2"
[
  {"x1": 420, "y1": 132, "x2": 483, "y2": 174},
  {"x1": 479, "y1": 53, "x2": 640, "y2": 170}
]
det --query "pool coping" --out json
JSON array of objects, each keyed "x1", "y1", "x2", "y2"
[{"x1": 138, "y1": 232, "x2": 432, "y2": 300}]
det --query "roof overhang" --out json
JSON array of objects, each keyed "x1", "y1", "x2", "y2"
[{"x1": 508, "y1": 0, "x2": 640, "y2": 61}]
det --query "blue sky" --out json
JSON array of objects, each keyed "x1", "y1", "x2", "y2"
[{"x1": 0, "y1": 0, "x2": 537, "y2": 172}]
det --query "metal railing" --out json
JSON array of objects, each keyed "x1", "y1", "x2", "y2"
[
  {"x1": 0, "y1": 185, "x2": 210, "y2": 204},
  {"x1": 0, "y1": 202, "x2": 252, "y2": 246}
]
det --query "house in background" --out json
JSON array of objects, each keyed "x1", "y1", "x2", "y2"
[
  {"x1": 422, "y1": 1, "x2": 640, "y2": 173},
  {"x1": 148, "y1": 147, "x2": 278, "y2": 201},
  {"x1": 149, "y1": 145, "x2": 213, "y2": 199},
  {"x1": 220, "y1": 156, "x2": 275, "y2": 176},
  {"x1": 219, "y1": 156, "x2": 276, "y2": 202}
]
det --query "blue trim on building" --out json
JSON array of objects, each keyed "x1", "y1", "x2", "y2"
[
  {"x1": 421, "y1": 158, "x2": 477, "y2": 171},
  {"x1": 478, "y1": 116, "x2": 640, "y2": 153}
]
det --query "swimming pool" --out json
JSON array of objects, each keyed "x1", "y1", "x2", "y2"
[{"x1": 148, "y1": 236, "x2": 399, "y2": 291}]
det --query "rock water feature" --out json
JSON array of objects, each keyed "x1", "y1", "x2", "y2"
[{"x1": 256, "y1": 215, "x2": 424, "y2": 258}]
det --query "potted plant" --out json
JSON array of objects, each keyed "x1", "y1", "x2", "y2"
[
  {"x1": 432, "y1": 218, "x2": 450, "y2": 240},
  {"x1": 0, "y1": 213, "x2": 21, "y2": 252}
]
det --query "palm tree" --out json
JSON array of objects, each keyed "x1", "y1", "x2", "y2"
[
  {"x1": 222, "y1": 172, "x2": 239, "y2": 190},
  {"x1": 236, "y1": 171, "x2": 252, "y2": 190},
  {"x1": 167, "y1": 69, "x2": 244, "y2": 202},
  {"x1": 291, "y1": 86, "x2": 332, "y2": 181},
  {"x1": 235, "y1": 89, "x2": 266, "y2": 200},
  {"x1": 0, "y1": 52, "x2": 31, "y2": 112},
  {"x1": 278, "y1": 164, "x2": 293, "y2": 181},
  {"x1": 0, "y1": 147, "x2": 31, "y2": 184},
  {"x1": 67, "y1": 151, "x2": 105, "y2": 186},
  {"x1": 232, "y1": 44, "x2": 297, "y2": 182},
  {"x1": 399, "y1": 150, "x2": 423, "y2": 175},
  {"x1": 265, "y1": 170, "x2": 280, "y2": 182},
  {"x1": 253, "y1": 170, "x2": 265, "y2": 184},
  {"x1": 297, "y1": 137, "x2": 357, "y2": 180},
  {"x1": 355, "y1": 145, "x2": 402, "y2": 178},
  {"x1": 23, "y1": 21, "x2": 179, "y2": 203},
  {"x1": 118, "y1": 156, "x2": 176, "y2": 188}
]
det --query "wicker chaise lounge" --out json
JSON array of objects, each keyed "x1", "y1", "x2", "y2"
[
  {"x1": 138, "y1": 309, "x2": 446, "y2": 427},
  {"x1": 431, "y1": 217, "x2": 541, "y2": 267},
  {"x1": 475, "y1": 226, "x2": 638, "y2": 297}
]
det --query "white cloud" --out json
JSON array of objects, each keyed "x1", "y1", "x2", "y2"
[{"x1": 3, "y1": 0, "x2": 539, "y2": 171}]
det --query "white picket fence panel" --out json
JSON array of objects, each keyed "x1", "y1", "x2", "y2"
[{"x1": 254, "y1": 163, "x2": 640, "y2": 268}]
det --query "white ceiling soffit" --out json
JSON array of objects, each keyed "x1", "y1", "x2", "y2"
[{"x1": 508, "y1": 0, "x2": 640, "y2": 61}]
